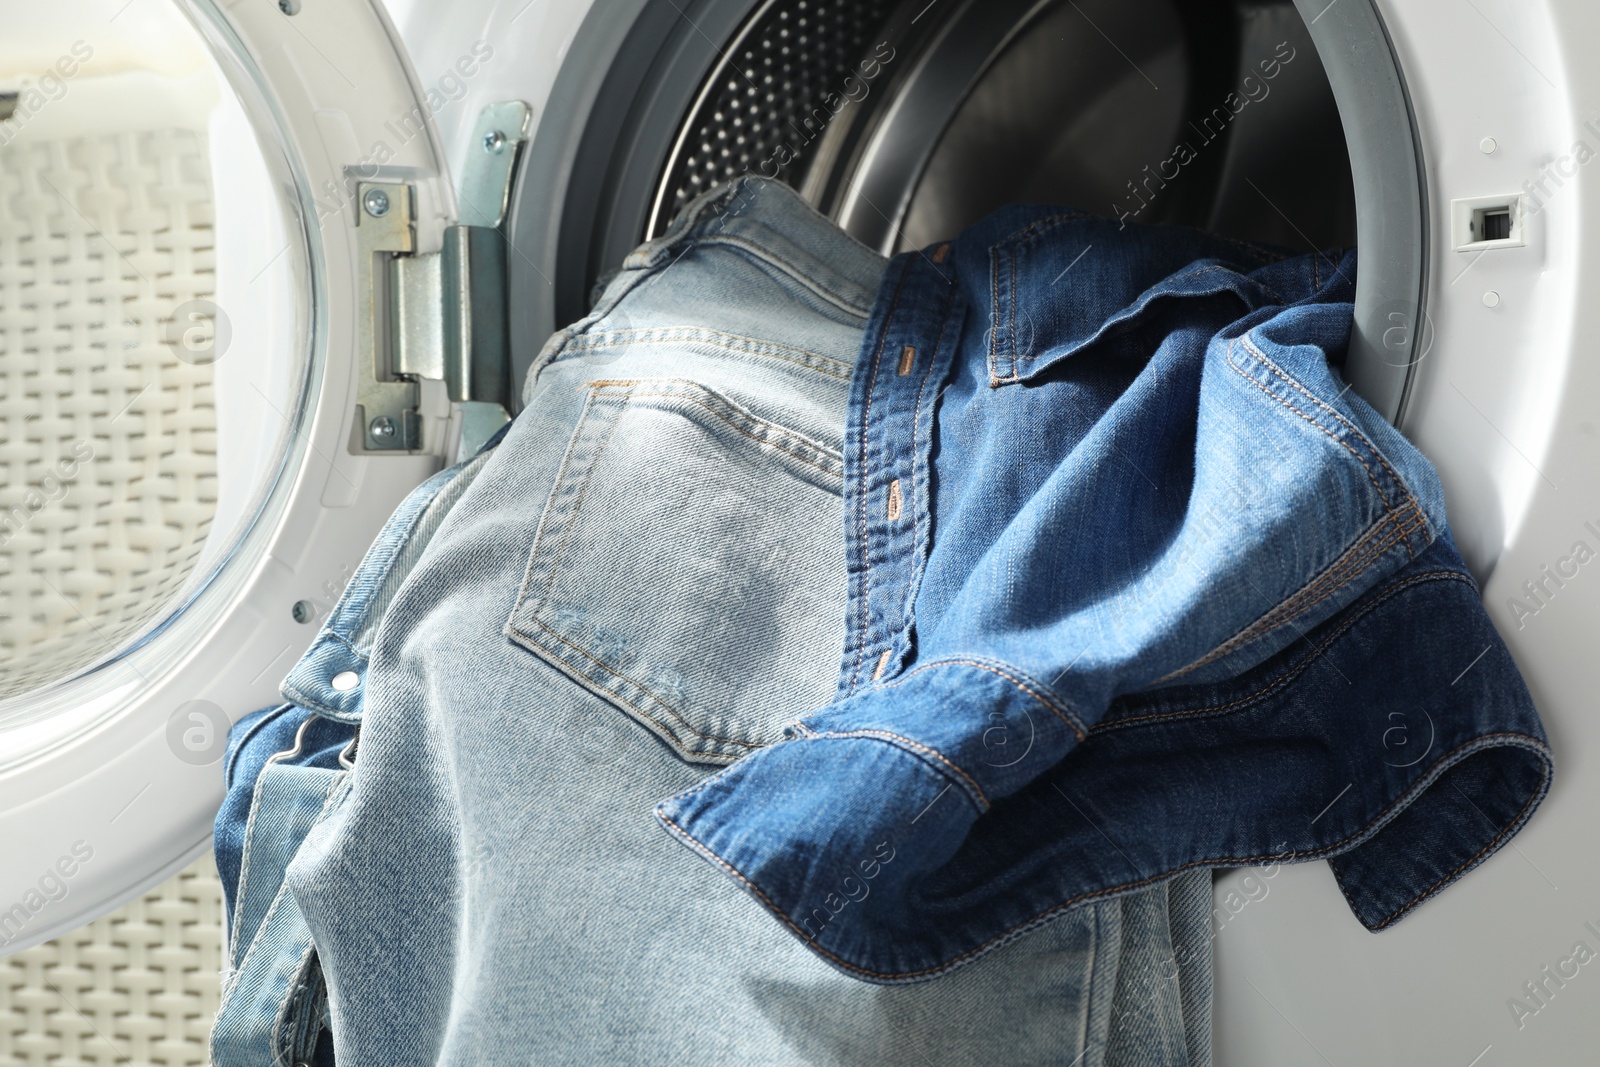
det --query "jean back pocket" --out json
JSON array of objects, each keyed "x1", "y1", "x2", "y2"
[{"x1": 507, "y1": 379, "x2": 846, "y2": 764}]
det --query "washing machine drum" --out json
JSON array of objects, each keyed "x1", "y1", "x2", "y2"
[{"x1": 2, "y1": 0, "x2": 1431, "y2": 954}]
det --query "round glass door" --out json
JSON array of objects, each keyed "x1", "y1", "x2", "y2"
[{"x1": 0, "y1": 1, "x2": 311, "y2": 720}]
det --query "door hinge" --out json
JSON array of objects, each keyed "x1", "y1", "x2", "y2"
[{"x1": 352, "y1": 101, "x2": 530, "y2": 453}]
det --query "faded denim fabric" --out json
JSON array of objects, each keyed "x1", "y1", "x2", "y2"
[
  {"x1": 212, "y1": 177, "x2": 1214, "y2": 1066},
  {"x1": 656, "y1": 198, "x2": 1552, "y2": 982},
  {"x1": 211, "y1": 451, "x2": 495, "y2": 1067}
]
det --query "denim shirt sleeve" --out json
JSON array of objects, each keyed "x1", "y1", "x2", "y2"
[{"x1": 657, "y1": 212, "x2": 1551, "y2": 983}]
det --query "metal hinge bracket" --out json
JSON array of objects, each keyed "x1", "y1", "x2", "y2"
[{"x1": 352, "y1": 101, "x2": 530, "y2": 453}]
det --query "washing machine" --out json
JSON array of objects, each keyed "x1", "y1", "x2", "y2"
[{"x1": 0, "y1": 0, "x2": 1594, "y2": 1061}]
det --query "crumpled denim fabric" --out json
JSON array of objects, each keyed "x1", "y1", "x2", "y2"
[
  {"x1": 211, "y1": 450, "x2": 495, "y2": 1067},
  {"x1": 656, "y1": 192, "x2": 1552, "y2": 984},
  {"x1": 211, "y1": 176, "x2": 1214, "y2": 1065}
]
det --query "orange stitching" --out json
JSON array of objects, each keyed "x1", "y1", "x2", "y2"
[
  {"x1": 658, "y1": 728, "x2": 1547, "y2": 981},
  {"x1": 900, "y1": 280, "x2": 959, "y2": 631},
  {"x1": 1225, "y1": 338, "x2": 1402, "y2": 520},
  {"x1": 804, "y1": 728, "x2": 990, "y2": 808},
  {"x1": 874, "y1": 657, "x2": 1086, "y2": 739},
  {"x1": 1195, "y1": 509, "x2": 1426, "y2": 657},
  {"x1": 1098, "y1": 571, "x2": 1473, "y2": 730},
  {"x1": 1353, "y1": 750, "x2": 1549, "y2": 930},
  {"x1": 1160, "y1": 507, "x2": 1428, "y2": 681},
  {"x1": 850, "y1": 261, "x2": 912, "y2": 692},
  {"x1": 872, "y1": 649, "x2": 892, "y2": 680},
  {"x1": 1240, "y1": 332, "x2": 1417, "y2": 515}
]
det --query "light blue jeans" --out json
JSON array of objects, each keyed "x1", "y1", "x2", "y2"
[{"x1": 213, "y1": 179, "x2": 1213, "y2": 1065}]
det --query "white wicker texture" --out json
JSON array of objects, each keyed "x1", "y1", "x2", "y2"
[
  {"x1": 0, "y1": 127, "x2": 218, "y2": 699},
  {"x1": 1, "y1": 853, "x2": 224, "y2": 1066}
]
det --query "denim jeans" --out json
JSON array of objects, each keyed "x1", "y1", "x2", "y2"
[{"x1": 213, "y1": 178, "x2": 1213, "y2": 1065}]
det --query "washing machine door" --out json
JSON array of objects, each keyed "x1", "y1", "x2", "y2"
[{"x1": 0, "y1": 0, "x2": 515, "y2": 953}]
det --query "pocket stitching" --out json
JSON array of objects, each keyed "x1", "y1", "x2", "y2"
[
  {"x1": 559, "y1": 326, "x2": 852, "y2": 380},
  {"x1": 508, "y1": 613, "x2": 763, "y2": 752},
  {"x1": 598, "y1": 387, "x2": 843, "y2": 475},
  {"x1": 510, "y1": 377, "x2": 841, "y2": 759}
]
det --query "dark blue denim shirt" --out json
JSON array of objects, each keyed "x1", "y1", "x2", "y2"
[{"x1": 656, "y1": 205, "x2": 1552, "y2": 983}]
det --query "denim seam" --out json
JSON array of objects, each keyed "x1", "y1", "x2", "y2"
[
  {"x1": 685, "y1": 233, "x2": 876, "y2": 319},
  {"x1": 1001, "y1": 211, "x2": 1291, "y2": 266},
  {"x1": 223, "y1": 703, "x2": 293, "y2": 788},
  {"x1": 1225, "y1": 336, "x2": 1405, "y2": 524},
  {"x1": 656, "y1": 799, "x2": 1270, "y2": 982},
  {"x1": 584, "y1": 383, "x2": 845, "y2": 474},
  {"x1": 524, "y1": 187, "x2": 730, "y2": 390},
  {"x1": 228, "y1": 759, "x2": 301, "y2": 969},
  {"x1": 1331, "y1": 734, "x2": 1553, "y2": 930},
  {"x1": 1096, "y1": 571, "x2": 1477, "y2": 732},
  {"x1": 1077, "y1": 902, "x2": 1102, "y2": 1066},
  {"x1": 1239, "y1": 331, "x2": 1424, "y2": 535},
  {"x1": 1004, "y1": 265, "x2": 1287, "y2": 373},
  {"x1": 270, "y1": 940, "x2": 320, "y2": 1067},
  {"x1": 986, "y1": 245, "x2": 1293, "y2": 384},
  {"x1": 508, "y1": 613, "x2": 761, "y2": 754},
  {"x1": 791, "y1": 724, "x2": 990, "y2": 809},
  {"x1": 999, "y1": 210, "x2": 1095, "y2": 249},
  {"x1": 558, "y1": 328, "x2": 852, "y2": 379},
  {"x1": 508, "y1": 385, "x2": 605, "y2": 617},
  {"x1": 318, "y1": 463, "x2": 474, "y2": 647},
  {"x1": 222, "y1": 771, "x2": 347, "y2": 1017},
  {"x1": 225, "y1": 772, "x2": 349, "y2": 980},
  {"x1": 866, "y1": 655, "x2": 1087, "y2": 738},
  {"x1": 848, "y1": 258, "x2": 913, "y2": 695},
  {"x1": 280, "y1": 631, "x2": 366, "y2": 719},
  {"x1": 894, "y1": 278, "x2": 959, "y2": 660},
  {"x1": 528, "y1": 391, "x2": 630, "y2": 611},
  {"x1": 1009, "y1": 239, "x2": 1018, "y2": 370},
  {"x1": 509, "y1": 378, "x2": 838, "y2": 757},
  {"x1": 1157, "y1": 505, "x2": 1430, "y2": 682},
  {"x1": 988, "y1": 243, "x2": 1010, "y2": 388},
  {"x1": 658, "y1": 732, "x2": 1546, "y2": 981}
]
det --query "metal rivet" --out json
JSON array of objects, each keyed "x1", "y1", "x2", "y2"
[
  {"x1": 362, "y1": 188, "x2": 390, "y2": 217},
  {"x1": 331, "y1": 671, "x2": 360, "y2": 692},
  {"x1": 369, "y1": 415, "x2": 397, "y2": 440},
  {"x1": 1483, "y1": 290, "x2": 1502, "y2": 308},
  {"x1": 1480, "y1": 137, "x2": 1498, "y2": 155},
  {"x1": 291, "y1": 600, "x2": 315, "y2": 624},
  {"x1": 483, "y1": 130, "x2": 507, "y2": 154}
]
